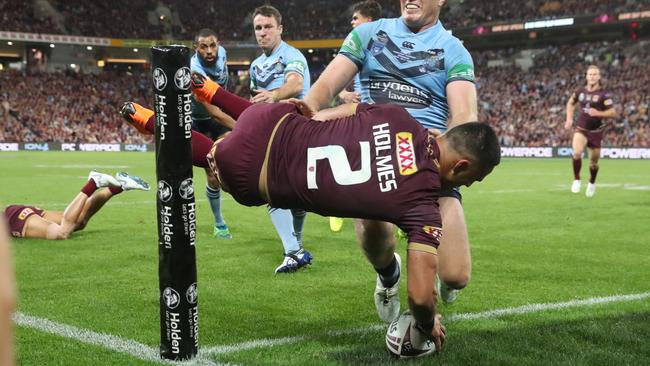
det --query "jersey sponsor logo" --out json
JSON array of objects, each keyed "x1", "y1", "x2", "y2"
[
  {"x1": 592, "y1": 94, "x2": 599, "y2": 102},
  {"x1": 372, "y1": 123, "x2": 398, "y2": 192},
  {"x1": 578, "y1": 93, "x2": 585, "y2": 102},
  {"x1": 341, "y1": 30, "x2": 363, "y2": 59},
  {"x1": 174, "y1": 67, "x2": 192, "y2": 90},
  {"x1": 162, "y1": 287, "x2": 180, "y2": 309},
  {"x1": 153, "y1": 68, "x2": 167, "y2": 91},
  {"x1": 604, "y1": 99, "x2": 613, "y2": 106},
  {"x1": 396, "y1": 132, "x2": 417, "y2": 175},
  {"x1": 368, "y1": 79, "x2": 432, "y2": 109},
  {"x1": 422, "y1": 225, "x2": 442, "y2": 241},
  {"x1": 18, "y1": 207, "x2": 34, "y2": 221},
  {"x1": 286, "y1": 60, "x2": 305, "y2": 75}
]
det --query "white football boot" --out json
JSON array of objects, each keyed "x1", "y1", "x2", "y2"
[
  {"x1": 116, "y1": 172, "x2": 150, "y2": 191},
  {"x1": 437, "y1": 276, "x2": 459, "y2": 305},
  {"x1": 88, "y1": 170, "x2": 121, "y2": 188},
  {"x1": 571, "y1": 180, "x2": 581, "y2": 193},
  {"x1": 585, "y1": 183, "x2": 596, "y2": 198},
  {"x1": 374, "y1": 253, "x2": 401, "y2": 323}
]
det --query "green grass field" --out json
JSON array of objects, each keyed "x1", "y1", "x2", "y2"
[{"x1": 3, "y1": 151, "x2": 649, "y2": 365}]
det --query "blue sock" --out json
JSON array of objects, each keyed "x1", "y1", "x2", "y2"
[
  {"x1": 206, "y1": 185, "x2": 225, "y2": 226},
  {"x1": 268, "y1": 206, "x2": 300, "y2": 254},
  {"x1": 291, "y1": 208, "x2": 307, "y2": 246}
]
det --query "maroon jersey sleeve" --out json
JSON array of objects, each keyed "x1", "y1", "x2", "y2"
[{"x1": 396, "y1": 204, "x2": 442, "y2": 253}]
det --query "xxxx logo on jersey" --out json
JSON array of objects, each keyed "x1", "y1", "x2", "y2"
[{"x1": 396, "y1": 132, "x2": 417, "y2": 175}]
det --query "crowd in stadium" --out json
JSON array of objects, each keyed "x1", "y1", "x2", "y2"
[
  {"x1": 475, "y1": 40, "x2": 649, "y2": 147},
  {"x1": 2, "y1": 39, "x2": 647, "y2": 147},
  {"x1": 1, "y1": 0, "x2": 646, "y2": 40},
  {"x1": 0, "y1": 70, "x2": 151, "y2": 144}
]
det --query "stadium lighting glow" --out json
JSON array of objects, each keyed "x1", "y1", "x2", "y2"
[
  {"x1": 308, "y1": 49, "x2": 314, "y2": 53},
  {"x1": 133, "y1": 48, "x2": 139, "y2": 52},
  {"x1": 86, "y1": 46, "x2": 93, "y2": 50},
  {"x1": 7, "y1": 41, "x2": 13, "y2": 46},
  {"x1": 524, "y1": 18, "x2": 574, "y2": 30},
  {"x1": 70, "y1": 63, "x2": 76, "y2": 68},
  {"x1": 49, "y1": 43, "x2": 55, "y2": 48}
]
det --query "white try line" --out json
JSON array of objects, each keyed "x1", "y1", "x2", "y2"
[
  {"x1": 15, "y1": 291, "x2": 650, "y2": 362},
  {"x1": 13, "y1": 313, "x2": 229, "y2": 366},
  {"x1": 203, "y1": 291, "x2": 650, "y2": 356}
]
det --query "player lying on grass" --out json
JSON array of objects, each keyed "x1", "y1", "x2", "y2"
[
  {"x1": 121, "y1": 73, "x2": 500, "y2": 352},
  {"x1": 3, "y1": 171, "x2": 149, "y2": 239}
]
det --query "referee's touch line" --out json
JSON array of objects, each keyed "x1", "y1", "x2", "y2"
[
  {"x1": 13, "y1": 313, "x2": 227, "y2": 366},
  {"x1": 203, "y1": 291, "x2": 650, "y2": 356}
]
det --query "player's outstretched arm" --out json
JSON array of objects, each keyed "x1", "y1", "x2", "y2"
[
  {"x1": 285, "y1": 99, "x2": 359, "y2": 121},
  {"x1": 200, "y1": 102, "x2": 236, "y2": 130},
  {"x1": 303, "y1": 55, "x2": 358, "y2": 112},
  {"x1": 407, "y1": 249, "x2": 445, "y2": 352},
  {"x1": 446, "y1": 80, "x2": 478, "y2": 128}
]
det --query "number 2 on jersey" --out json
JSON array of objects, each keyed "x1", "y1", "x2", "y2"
[{"x1": 307, "y1": 143, "x2": 371, "y2": 189}]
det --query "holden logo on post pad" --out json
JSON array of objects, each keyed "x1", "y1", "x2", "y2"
[
  {"x1": 162, "y1": 287, "x2": 180, "y2": 309},
  {"x1": 186, "y1": 283, "x2": 198, "y2": 304},
  {"x1": 153, "y1": 68, "x2": 167, "y2": 91},
  {"x1": 174, "y1": 67, "x2": 192, "y2": 90},
  {"x1": 158, "y1": 180, "x2": 172, "y2": 202},
  {"x1": 179, "y1": 178, "x2": 194, "y2": 199}
]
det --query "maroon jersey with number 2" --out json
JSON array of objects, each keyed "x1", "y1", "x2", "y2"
[{"x1": 213, "y1": 103, "x2": 443, "y2": 250}]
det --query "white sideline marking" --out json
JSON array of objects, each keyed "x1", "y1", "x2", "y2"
[
  {"x1": 203, "y1": 291, "x2": 650, "y2": 356},
  {"x1": 13, "y1": 313, "x2": 225, "y2": 366}
]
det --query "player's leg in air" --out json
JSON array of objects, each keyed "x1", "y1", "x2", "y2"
[
  {"x1": 585, "y1": 140, "x2": 601, "y2": 198},
  {"x1": 5, "y1": 171, "x2": 149, "y2": 239},
  {"x1": 192, "y1": 73, "x2": 312, "y2": 273},
  {"x1": 570, "y1": 130, "x2": 588, "y2": 193}
]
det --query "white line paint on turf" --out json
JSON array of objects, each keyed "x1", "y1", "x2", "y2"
[
  {"x1": 13, "y1": 313, "x2": 227, "y2": 366},
  {"x1": 204, "y1": 291, "x2": 650, "y2": 355}
]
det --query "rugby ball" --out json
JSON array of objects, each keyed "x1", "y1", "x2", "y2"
[{"x1": 385, "y1": 311, "x2": 435, "y2": 358}]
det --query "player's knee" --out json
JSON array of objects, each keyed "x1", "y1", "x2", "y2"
[
  {"x1": 439, "y1": 271, "x2": 470, "y2": 290},
  {"x1": 589, "y1": 162, "x2": 599, "y2": 170}
]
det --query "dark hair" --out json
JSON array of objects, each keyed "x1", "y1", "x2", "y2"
[
  {"x1": 353, "y1": 0, "x2": 382, "y2": 21},
  {"x1": 253, "y1": 5, "x2": 282, "y2": 26},
  {"x1": 194, "y1": 28, "x2": 218, "y2": 44},
  {"x1": 445, "y1": 122, "x2": 501, "y2": 168}
]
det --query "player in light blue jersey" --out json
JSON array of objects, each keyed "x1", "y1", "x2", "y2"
[
  {"x1": 250, "y1": 5, "x2": 312, "y2": 273},
  {"x1": 330, "y1": 0, "x2": 383, "y2": 234},
  {"x1": 305, "y1": 0, "x2": 479, "y2": 325},
  {"x1": 191, "y1": 28, "x2": 237, "y2": 239}
]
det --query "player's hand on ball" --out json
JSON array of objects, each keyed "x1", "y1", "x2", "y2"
[{"x1": 430, "y1": 314, "x2": 446, "y2": 352}]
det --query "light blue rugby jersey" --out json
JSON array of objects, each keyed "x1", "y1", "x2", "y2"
[
  {"x1": 339, "y1": 18, "x2": 475, "y2": 131},
  {"x1": 191, "y1": 46, "x2": 228, "y2": 120},
  {"x1": 250, "y1": 41, "x2": 310, "y2": 99}
]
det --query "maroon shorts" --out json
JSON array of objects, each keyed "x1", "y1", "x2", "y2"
[
  {"x1": 4, "y1": 205, "x2": 45, "y2": 237},
  {"x1": 576, "y1": 128, "x2": 603, "y2": 149},
  {"x1": 213, "y1": 103, "x2": 296, "y2": 206}
]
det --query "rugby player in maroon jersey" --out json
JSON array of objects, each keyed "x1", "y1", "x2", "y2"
[
  {"x1": 3, "y1": 171, "x2": 149, "y2": 239},
  {"x1": 121, "y1": 73, "x2": 500, "y2": 352},
  {"x1": 565, "y1": 65, "x2": 618, "y2": 197}
]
